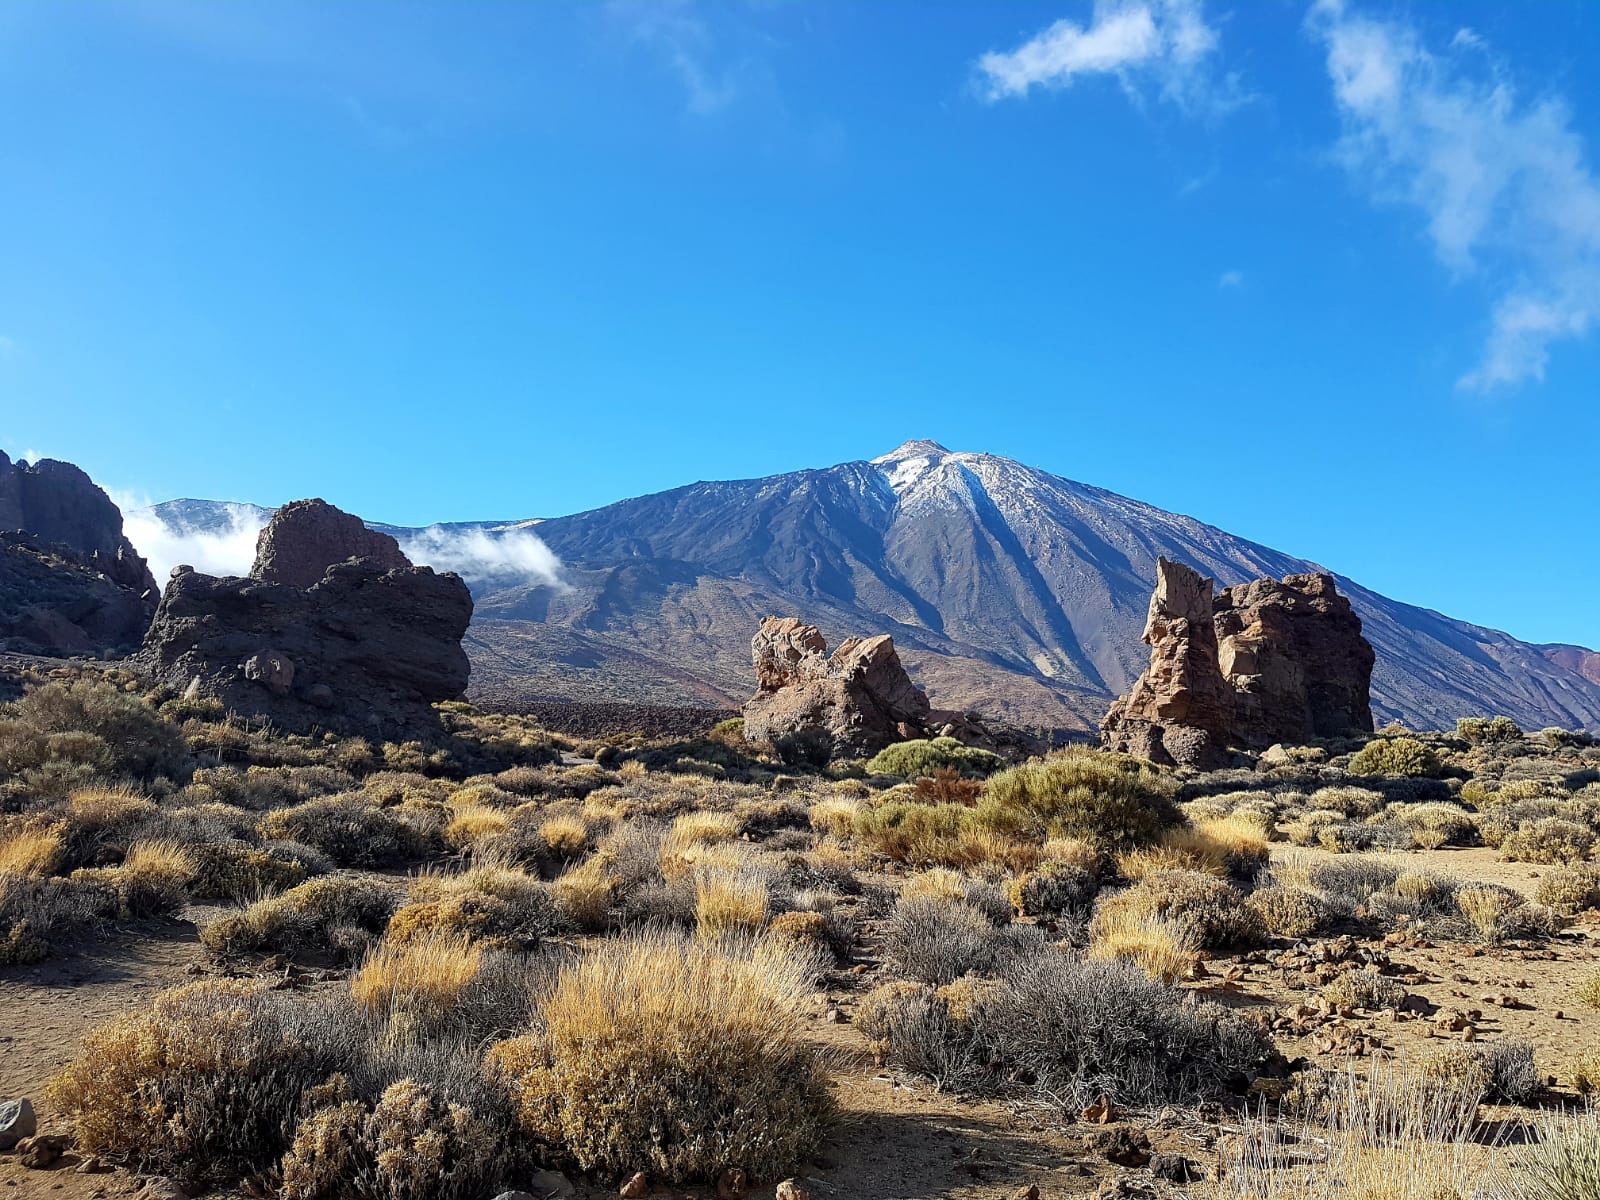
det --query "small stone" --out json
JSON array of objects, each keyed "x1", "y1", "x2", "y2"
[
  {"x1": 1149, "y1": 1152, "x2": 1198, "y2": 1183},
  {"x1": 620, "y1": 1173, "x2": 650, "y2": 1198},
  {"x1": 1081, "y1": 1094, "x2": 1117, "y2": 1124},
  {"x1": 1010, "y1": 1187, "x2": 1040, "y2": 1200},
  {"x1": 75, "y1": 1157, "x2": 109, "y2": 1175},
  {"x1": 16, "y1": 1134, "x2": 70, "y2": 1170},
  {"x1": 138, "y1": 1180, "x2": 190, "y2": 1200},
  {"x1": 0, "y1": 1099, "x2": 35, "y2": 1152},
  {"x1": 518, "y1": 1171, "x2": 577, "y2": 1200},
  {"x1": 774, "y1": 1182, "x2": 811, "y2": 1200}
]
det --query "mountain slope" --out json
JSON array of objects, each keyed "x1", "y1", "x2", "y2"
[{"x1": 143, "y1": 442, "x2": 1600, "y2": 733}]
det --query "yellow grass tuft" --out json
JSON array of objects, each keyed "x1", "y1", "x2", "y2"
[
  {"x1": 351, "y1": 931, "x2": 483, "y2": 1028},
  {"x1": 694, "y1": 866, "x2": 769, "y2": 936},
  {"x1": 552, "y1": 857, "x2": 615, "y2": 932},
  {"x1": 0, "y1": 821, "x2": 65, "y2": 878},
  {"x1": 1087, "y1": 906, "x2": 1198, "y2": 985},
  {"x1": 539, "y1": 814, "x2": 590, "y2": 860},
  {"x1": 443, "y1": 803, "x2": 509, "y2": 851}
]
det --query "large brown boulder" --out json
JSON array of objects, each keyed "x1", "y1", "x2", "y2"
[
  {"x1": 251, "y1": 497, "x2": 410, "y2": 589},
  {"x1": 1100, "y1": 558, "x2": 1234, "y2": 768},
  {"x1": 1214, "y1": 572, "x2": 1375, "y2": 744},
  {"x1": 1101, "y1": 559, "x2": 1374, "y2": 766},
  {"x1": 136, "y1": 499, "x2": 471, "y2": 739},
  {"x1": 743, "y1": 617, "x2": 932, "y2": 757},
  {"x1": 0, "y1": 452, "x2": 158, "y2": 655}
]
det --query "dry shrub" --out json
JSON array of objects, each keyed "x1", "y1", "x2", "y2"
[
  {"x1": 1321, "y1": 969, "x2": 1408, "y2": 1011},
  {"x1": 807, "y1": 796, "x2": 860, "y2": 839},
  {"x1": 901, "y1": 868, "x2": 1011, "y2": 924},
  {"x1": 1497, "y1": 1110, "x2": 1600, "y2": 1200},
  {"x1": 0, "y1": 871, "x2": 113, "y2": 964},
  {"x1": 259, "y1": 796, "x2": 427, "y2": 867},
  {"x1": 64, "y1": 787, "x2": 158, "y2": 861},
  {"x1": 487, "y1": 931, "x2": 833, "y2": 1184},
  {"x1": 0, "y1": 818, "x2": 65, "y2": 876},
  {"x1": 883, "y1": 893, "x2": 1041, "y2": 986},
  {"x1": 551, "y1": 857, "x2": 616, "y2": 932},
  {"x1": 538, "y1": 814, "x2": 590, "y2": 861},
  {"x1": 659, "y1": 811, "x2": 741, "y2": 878},
  {"x1": 1579, "y1": 968, "x2": 1600, "y2": 1010},
  {"x1": 392, "y1": 865, "x2": 559, "y2": 949},
  {"x1": 46, "y1": 980, "x2": 339, "y2": 1184},
  {"x1": 351, "y1": 933, "x2": 483, "y2": 1032},
  {"x1": 1348, "y1": 737, "x2": 1442, "y2": 778},
  {"x1": 1004, "y1": 860, "x2": 1099, "y2": 917},
  {"x1": 72, "y1": 839, "x2": 194, "y2": 917},
  {"x1": 1086, "y1": 905, "x2": 1198, "y2": 984},
  {"x1": 201, "y1": 875, "x2": 398, "y2": 962},
  {"x1": 443, "y1": 803, "x2": 509, "y2": 851},
  {"x1": 1455, "y1": 882, "x2": 1554, "y2": 945},
  {"x1": 1247, "y1": 885, "x2": 1333, "y2": 938},
  {"x1": 1157, "y1": 817, "x2": 1271, "y2": 879},
  {"x1": 694, "y1": 865, "x2": 769, "y2": 936},
  {"x1": 188, "y1": 839, "x2": 328, "y2": 902},
  {"x1": 1310, "y1": 786, "x2": 1387, "y2": 817},
  {"x1": 1536, "y1": 865, "x2": 1600, "y2": 915},
  {"x1": 1092, "y1": 870, "x2": 1260, "y2": 950},
  {"x1": 1500, "y1": 818, "x2": 1596, "y2": 864}
]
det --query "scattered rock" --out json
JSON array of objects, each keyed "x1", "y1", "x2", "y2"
[
  {"x1": 1084, "y1": 1127, "x2": 1152, "y2": 1168},
  {"x1": 1149, "y1": 1152, "x2": 1198, "y2": 1183},
  {"x1": 620, "y1": 1172, "x2": 650, "y2": 1198},
  {"x1": 15, "y1": 1133, "x2": 71, "y2": 1169},
  {"x1": 0, "y1": 1098, "x2": 35, "y2": 1151},
  {"x1": 774, "y1": 1182, "x2": 812, "y2": 1200},
  {"x1": 137, "y1": 1179, "x2": 191, "y2": 1200},
  {"x1": 1081, "y1": 1094, "x2": 1117, "y2": 1124},
  {"x1": 135, "y1": 498, "x2": 472, "y2": 739}
]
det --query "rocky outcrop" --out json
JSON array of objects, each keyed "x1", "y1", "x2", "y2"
[
  {"x1": 0, "y1": 452, "x2": 158, "y2": 655},
  {"x1": 1100, "y1": 558, "x2": 1235, "y2": 768},
  {"x1": 136, "y1": 500, "x2": 471, "y2": 739},
  {"x1": 1101, "y1": 558, "x2": 1374, "y2": 767},
  {"x1": 251, "y1": 498, "x2": 410, "y2": 589},
  {"x1": 743, "y1": 617, "x2": 933, "y2": 757},
  {"x1": 1215, "y1": 573, "x2": 1375, "y2": 746}
]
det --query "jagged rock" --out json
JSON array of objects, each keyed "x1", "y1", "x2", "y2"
[
  {"x1": 0, "y1": 453, "x2": 157, "y2": 655},
  {"x1": 743, "y1": 617, "x2": 932, "y2": 757},
  {"x1": 1215, "y1": 573, "x2": 1375, "y2": 744},
  {"x1": 1100, "y1": 558, "x2": 1234, "y2": 768},
  {"x1": 1102, "y1": 558, "x2": 1374, "y2": 766},
  {"x1": 135, "y1": 500, "x2": 470, "y2": 739},
  {"x1": 251, "y1": 497, "x2": 409, "y2": 589}
]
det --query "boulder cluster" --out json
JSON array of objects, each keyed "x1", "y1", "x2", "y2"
[
  {"x1": 1101, "y1": 557, "x2": 1374, "y2": 767},
  {"x1": 742, "y1": 616, "x2": 1027, "y2": 757},
  {"x1": 136, "y1": 498, "x2": 472, "y2": 739},
  {"x1": 0, "y1": 452, "x2": 158, "y2": 656}
]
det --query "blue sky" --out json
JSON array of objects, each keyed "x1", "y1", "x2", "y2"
[{"x1": 2, "y1": 1, "x2": 1599, "y2": 648}]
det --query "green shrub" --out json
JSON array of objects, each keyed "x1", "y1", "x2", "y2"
[
  {"x1": 978, "y1": 749, "x2": 1180, "y2": 850},
  {"x1": 1456, "y1": 716, "x2": 1523, "y2": 746},
  {"x1": 6, "y1": 678, "x2": 189, "y2": 781},
  {"x1": 1499, "y1": 817, "x2": 1595, "y2": 864},
  {"x1": 1347, "y1": 737, "x2": 1442, "y2": 778},
  {"x1": 866, "y1": 737, "x2": 1002, "y2": 779}
]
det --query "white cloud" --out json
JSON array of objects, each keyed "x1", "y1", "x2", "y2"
[
  {"x1": 609, "y1": 0, "x2": 740, "y2": 115},
  {"x1": 975, "y1": 0, "x2": 1240, "y2": 114},
  {"x1": 1310, "y1": 0, "x2": 1600, "y2": 389},
  {"x1": 121, "y1": 501, "x2": 268, "y2": 583},
  {"x1": 1218, "y1": 269, "x2": 1244, "y2": 288},
  {"x1": 396, "y1": 525, "x2": 568, "y2": 591}
]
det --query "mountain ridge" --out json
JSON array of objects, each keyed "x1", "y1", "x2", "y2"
[{"x1": 139, "y1": 442, "x2": 1600, "y2": 734}]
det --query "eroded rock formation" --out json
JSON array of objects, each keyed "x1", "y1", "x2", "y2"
[
  {"x1": 1101, "y1": 558, "x2": 1374, "y2": 767},
  {"x1": 136, "y1": 499, "x2": 471, "y2": 738},
  {"x1": 1099, "y1": 558, "x2": 1235, "y2": 768},
  {"x1": 0, "y1": 452, "x2": 158, "y2": 656},
  {"x1": 744, "y1": 617, "x2": 932, "y2": 757}
]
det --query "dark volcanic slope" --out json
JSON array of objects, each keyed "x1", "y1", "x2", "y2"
[{"x1": 147, "y1": 442, "x2": 1600, "y2": 733}]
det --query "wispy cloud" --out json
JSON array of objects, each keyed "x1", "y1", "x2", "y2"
[
  {"x1": 1218, "y1": 269, "x2": 1244, "y2": 289},
  {"x1": 974, "y1": 0, "x2": 1242, "y2": 116},
  {"x1": 608, "y1": 0, "x2": 743, "y2": 116},
  {"x1": 1310, "y1": 0, "x2": 1600, "y2": 390},
  {"x1": 396, "y1": 525, "x2": 568, "y2": 591}
]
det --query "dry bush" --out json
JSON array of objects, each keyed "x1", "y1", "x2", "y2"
[
  {"x1": 351, "y1": 933, "x2": 484, "y2": 1033},
  {"x1": 1310, "y1": 786, "x2": 1388, "y2": 817},
  {"x1": 71, "y1": 839, "x2": 194, "y2": 917},
  {"x1": 902, "y1": 867, "x2": 1012, "y2": 924},
  {"x1": 0, "y1": 818, "x2": 65, "y2": 876},
  {"x1": 1383, "y1": 801, "x2": 1477, "y2": 848},
  {"x1": 201, "y1": 875, "x2": 398, "y2": 962},
  {"x1": 62, "y1": 787, "x2": 158, "y2": 864},
  {"x1": 659, "y1": 810, "x2": 741, "y2": 877},
  {"x1": 1285, "y1": 809, "x2": 1344, "y2": 846},
  {"x1": 1092, "y1": 870, "x2": 1260, "y2": 951},
  {"x1": 538, "y1": 813, "x2": 591, "y2": 861},
  {"x1": 1005, "y1": 860, "x2": 1099, "y2": 917},
  {"x1": 1321, "y1": 969, "x2": 1408, "y2": 1011},
  {"x1": 808, "y1": 796, "x2": 861, "y2": 839},
  {"x1": 551, "y1": 856, "x2": 616, "y2": 932},
  {"x1": 1536, "y1": 865, "x2": 1600, "y2": 915},
  {"x1": 0, "y1": 870, "x2": 113, "y2": 964},
  {"x1": 1500, "y1": 817, "x2": 1596, "y2": 864},
  {"x1": 1275, "y1": 854, "x2": 1401, "y2": 916},
  {"x1": 46, "y1": 980, "x2": 343, "y2": 1185},
  {"x1": 1497, "y1": 1110, "x2": 1600, "y2": 1200},
  {"x1": 279, "y1": 1076, "x2": 505, "y2": 1200},
  {"x1": 7, "y1": 676, "x2": 190, "y2": 781},
  {"x1": 391, "y1": 864, "x2": 561, "y2": 949},
  {"x1": 487, "y1": 931, "x2": 834, "y2": 1184},
  {"x1": 1247, "y1": 885, "x2": 1333, "y2": 938},
  {"x1": 1456, "y1": 883, "x2": 1555, "y2": 944},
  {"x1": 978, "y1": 749, "x2": 1180, "y2": 851},
  {"x1": 1578, "y1": 968, "x2": 1600, "y2": 1010},
  {"x1": 187, "y1": 839, "x2": 329, "y2": 902},
  {"x1": 1086, "y1": 905, "x2": 1198, "y2": 984},
  {"x1": 694, "y1": 864, "x2": 770, "y2": 936},
  {"x1": 259, "y1": 796, "x2": 429, "y2": 867},
  {"x1": 443, "y1": 802, "x2": 509, "y2": 851},
  {"x1": 884, "y1": 893, "x2": 1042, "y2": 986}
]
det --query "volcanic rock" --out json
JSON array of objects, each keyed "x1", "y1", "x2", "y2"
[
  {"x1": 0, "y1": 452, "x2": 158, "y2": 655},
  {"x1": 251, "y1": 497, "x2": 409, "y2": 589},
  {"x1": 136, "y1": 499, "x2": 471, "y2": 739},
  {"x1": 1102, "y1": 558, "x2": 1375, "y2": 765},
  {"x1": 1100, "y1": 558, "x2": 1234, "y2": 768},
  {"x1": 743, "y1": 617, "x2": 932, "y2": 757},
  {"x1": 1215, "y1": 572, "x2": 1375, "y2": 744}
]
